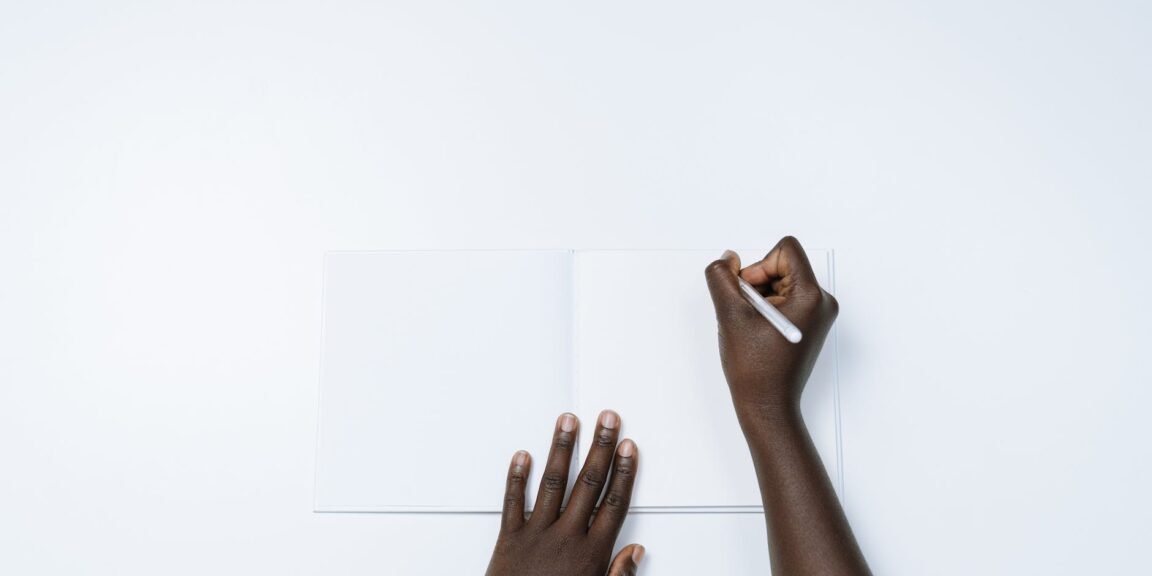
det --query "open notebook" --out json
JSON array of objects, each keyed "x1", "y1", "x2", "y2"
[{"x1": 315, "y1": 250, "x2": 840, "y2": 512}]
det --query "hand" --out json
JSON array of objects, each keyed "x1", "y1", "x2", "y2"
[
  {"x1": 704, "y1": 236, "x2": 839, "y2": 417},
  {"x1": 486, "y1": 410, "x2": 644, "y2": 576}
]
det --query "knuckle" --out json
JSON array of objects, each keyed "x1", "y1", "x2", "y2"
[
  {"x1": 823, "y1": 291, "x2": 840, "y2": 316},
  {"x1": 552, "y1": 434, "x2": 574, "y2": 452},
  {"x1": 602, "y1": 489, "x2": 628, "y2": 510},
  {"x1": 542, "y1": 472, "x2": 568, "y2": 492},
  {"x1": 579, "y1": 469, "x2": 605, "y2": 488},
  {"x1": 612, "y1": 462, "x2": 634, "y2": 478},
  {"x1": 780, "y1": 236, "x2": 806, "y2": 256},
  {"x1": 595, "y1": 430, "x2": 616, "y2": 448},
  {"x1": 508, "y1": 469, "x2": 527, "y2": 484},
  {"x1": 704, "y1": 259, "x2": 729, "y2": 277}
]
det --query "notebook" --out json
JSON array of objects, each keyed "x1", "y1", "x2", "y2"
[{"x1": 315, "y1": 250, "x2": 840, "y2": 512}]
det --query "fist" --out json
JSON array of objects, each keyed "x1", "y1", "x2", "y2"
[{"x1": 704, "y1": 237, "x2": 839, "y2": 414}]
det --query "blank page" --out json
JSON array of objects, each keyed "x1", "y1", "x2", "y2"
[
  {"x1": 575, "y1": 249, "x2": 840, "y2": 509},
  {"x1": 315, "y1": 251, "x2": 574, "y2": 512}
]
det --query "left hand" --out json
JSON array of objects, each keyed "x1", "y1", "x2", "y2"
[{"x1": 485, "y1": 410, "x2": 644, "y2": 576}]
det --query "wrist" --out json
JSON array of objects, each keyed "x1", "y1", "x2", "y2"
[{"x1": 733, "y1": 399, "x2": 803, "y2": 433}]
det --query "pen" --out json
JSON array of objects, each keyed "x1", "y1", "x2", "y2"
[{"x1": 736, "y1": 275, "x2": 803, "y2": 344}]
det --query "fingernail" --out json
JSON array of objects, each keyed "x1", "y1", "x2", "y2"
[
  {"x1": 513, "y1": 450, "x2": 528, "y2": 468},
  {"x1": 559, "y1": 413, "x2": 577, "y2": 432},
  {"x1": 618, "y1": 439, "x2": 635, "y2": 458},
  {"x1": 600, "y1": 410, "x2": 619, "y2": 430},
  {"x1": 632, "y1": 545, "x2": 645, "y2": 564},
  {"x1": 722, "y1": 249, "x2": 737, "y2": 260}
]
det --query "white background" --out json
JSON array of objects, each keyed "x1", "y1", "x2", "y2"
[{"x1": 1, "y1": 1, "x2": 1149, "y2": 574}]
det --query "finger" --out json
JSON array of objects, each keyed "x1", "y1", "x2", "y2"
[
  {"x1": 529, "y1": 412, "x2": 578, "y2": 527},
  {"x1": 590, "y1": 439, "x2": 638, "y2": 540},
  {"x1": 500, "y1": 450, "x2": 530, "y2": 533},
  {"x1": 740, "y1": 236, "x2": 819, "y2": 299},
  {"x1": 563, "y1": 410, "x2": 621, "y2": 527},
  {"x1": 607, "y1": 544, "x2": 645, "y2": 576},
  {"x1": 704, "y1": 249, "x2": 743, "y2": 315}
]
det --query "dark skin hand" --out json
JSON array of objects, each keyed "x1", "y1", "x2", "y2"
[
  {"x1": 486, "y1": 410, "x2": 644, "y2": 576},
  {"x1": 705, "y1": 236, "x2": 871, "y2": 575}
]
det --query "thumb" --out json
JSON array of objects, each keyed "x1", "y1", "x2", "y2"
[
  {"x1": 705, "y1": 249, "x2": 743, "y2": 316},
  {"x1": 607, "y1": 544, "x2": 645, "y2": 576}
]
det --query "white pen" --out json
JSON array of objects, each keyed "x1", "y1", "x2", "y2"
[{"x1": 736, "y1": 275, "x2": 803, "y2": 344}]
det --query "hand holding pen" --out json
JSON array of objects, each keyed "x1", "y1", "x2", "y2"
[{"x1": 704, "y1": 236, "x2": 839, "y2": 415}]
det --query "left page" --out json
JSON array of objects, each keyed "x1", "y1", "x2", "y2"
[{"x1": 315, "y1": 251, "x2": 574, "y2": 512}]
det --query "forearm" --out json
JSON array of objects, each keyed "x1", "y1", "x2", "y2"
[
  {"x1": 738, "y1": 403, "x2": 871, "y2": 576},
  {"x1": 704, "y1": 240, "x2": 869, "y2": 573}
]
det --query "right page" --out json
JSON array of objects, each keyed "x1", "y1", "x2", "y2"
[{"x1": 575, "y1": 249, "x2": 840, "y2": 509}]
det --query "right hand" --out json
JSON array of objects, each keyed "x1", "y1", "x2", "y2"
[{"x1": 703, "y1": 236, "x2": 839, "y2": 416}]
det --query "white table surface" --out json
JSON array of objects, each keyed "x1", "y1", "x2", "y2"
[{"x1": 2, "y1": 1, "x2": 1149, "y2": 574}]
